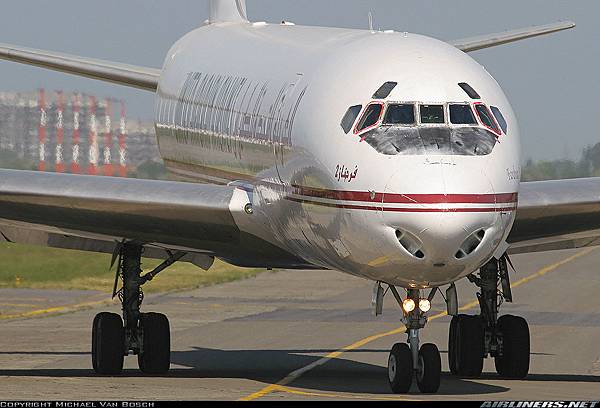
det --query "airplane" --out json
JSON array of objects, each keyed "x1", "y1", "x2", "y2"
[{"x1": 0, "y1": 0, "x2": 594, "y2": 395}]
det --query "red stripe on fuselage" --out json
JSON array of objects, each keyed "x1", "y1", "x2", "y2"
[
  {"x1": 286, "y1": 197, "x2": 517, "y2": 212},
  {"x1": 291, "y1": 185, "x2": 518, "y2": 205}
]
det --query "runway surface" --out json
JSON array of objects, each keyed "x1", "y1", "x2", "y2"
[{"x1": 0, "y1": 247, "x2": 599, "y2": 400}]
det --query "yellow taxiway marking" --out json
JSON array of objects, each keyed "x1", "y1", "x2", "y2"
[
  {"x1": 276, "y1": 385, "x2": 419, "y2": 401},
  {"x1": 0, "y1": 298, "x2": 114, "y2": 320},
  {"x1": 240, "y1": 309, "x2": 459, "y2": 402},
  {"x1": 509, "y1": 247, "x2": 596, "y2": 289},
  {"x1": 239, "y1": 247, "x2": 597, "y2": 401},
  {"x1": 0, "y1": 303, "x2": 40, "y2": 308}
]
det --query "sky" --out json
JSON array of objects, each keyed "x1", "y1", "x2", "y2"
[{"x1": 0, "y1": 0, "x2": 596, "y2": 161}]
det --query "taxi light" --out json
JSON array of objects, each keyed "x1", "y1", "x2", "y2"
[
  {"x1": 419, "y1": 299, "x2": 431, "y2": 313},
  {"x1": 402, "y1": 298, "x2": 416, "y2": 313}
]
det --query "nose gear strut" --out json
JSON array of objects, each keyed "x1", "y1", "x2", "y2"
[{"x1": 386, "y1": 286, "x2": 441, "y2": 393}]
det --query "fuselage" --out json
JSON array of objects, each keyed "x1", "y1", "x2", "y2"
[{"x1": 154, "y1": 21, "x2": 521, "y2": 288}]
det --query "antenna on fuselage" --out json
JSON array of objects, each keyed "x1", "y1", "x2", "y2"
[{"x1": 368, "y1": 11, "x2": 374, "y2": 32}]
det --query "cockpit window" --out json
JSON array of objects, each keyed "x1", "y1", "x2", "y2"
[
  {"x1": 355, "y1": 100, "x2": 499, "y2": 157},
  {"x1": 340, "y1": 105, "x2": 362, "y2": 134},
  {"x1": 475, "y1": 104, "x2": 501, "y2": 135},
  {"x1": 419, "y1": 105, "x2": 445, "y2": 124},
  {"x1": 373, "y1": 82, "x2": 398, "y2": 99},
  {"x1": 449, "y1": 104, "x2": 477, "y2": 125},
  {"x1": 355, "y1": 103, "x2": 383, "y2": 133},
  {"x1": 490, "y1": 106, "x2": 508, "y2": 134},
  {"x1": 383, "y1": 104, "x2": 415, "y2": 125}
]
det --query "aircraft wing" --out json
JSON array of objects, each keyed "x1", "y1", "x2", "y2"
[
  {"x1": 0, "y1": 42, "x2": 160, "y2": 91},
  {"x1": 3, "y1": 169, "x2": 600, "y2": 263},
  {"x1": 509, "y1": 178, "x2": 600, "y2": 254},
  {"x1": 0, "y1": 169, "x2": 310, "y2": 269},
  {"x1": 450, "y1": 21, "x2": 576, "y2": 53},
  {"x1": 0, "y1": 21, "x2": 576, "y2": 90}
]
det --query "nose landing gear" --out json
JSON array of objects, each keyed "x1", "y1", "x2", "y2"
[{"x1": 386, "y1": 288, "x2": 441, "y2": 393}]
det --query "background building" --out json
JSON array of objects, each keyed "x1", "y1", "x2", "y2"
[{"x1": 0, "y1": 90, "x2": 162, "y2": 178}]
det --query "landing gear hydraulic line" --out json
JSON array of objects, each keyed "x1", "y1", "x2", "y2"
[
  {"x1": 448, "y1": 255, "x2": 530, "y2": 379},
  {"x1": 92, "y1": 242, "x2": 178, "y2": 375}
]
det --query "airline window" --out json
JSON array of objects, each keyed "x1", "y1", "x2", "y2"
[
  {"x1": 355, "y1": 103, "x2": 383, "y2": 133},
  {"x1": 340, "y1": 105, "x2": 362, "y2": 134},
  {"x1": 383, "y1": 104, "x2": 415, "y2": 125},
  {"x1": 449, "y1": 104, "x2": 477, "y2": 125},
  {"x1": 419, "y1": 104, "x2": 445, "y2": 124},
  {"x1": 490, "y1": 106, "x2": 508, "y2": 134},
  {"x1": 475, "y1": 104, "x2": 501, "y2": 135}
]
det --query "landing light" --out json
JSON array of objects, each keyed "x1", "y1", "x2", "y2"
[
  {"x1": 402, "y1": 298, "x2": 415, "y2": 313},
  {"x1": 419, "y1": 299, "x2": 431, "y2": 313}
]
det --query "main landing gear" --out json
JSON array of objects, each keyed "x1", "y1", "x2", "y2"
[
  {"x1": 384, "y1": 287, "x2": 441, "y2": 393},
  {"x1": 92, "y1": 243, "x2": 181, "y2": 375},
  {"x1": 448, "y1": 256, "x2": 530, "y2": 379}
]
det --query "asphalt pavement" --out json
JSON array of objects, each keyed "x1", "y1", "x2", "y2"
[{"x1": 0, "y1": 247, "x2": 599, "y2": 400}]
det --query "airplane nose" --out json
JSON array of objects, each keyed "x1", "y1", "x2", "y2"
[
  {"x1": 393, "y1": 212, "x2": 495, "y2": 265},
  {"x1": 382, "y1": 209, "x2": 504, "y2": 286},
  {"x1": 377, "y1": 161, "x2": 510, "y2": 285}
]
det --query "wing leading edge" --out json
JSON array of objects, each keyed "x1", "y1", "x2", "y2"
[
  {"x1": 0, "y1": 43, "x2": 160, "y2": 91},
  {"x1": 509, "y1": 178, "x2": 600, "y2": 254},
  {"x1": 450, "y1": 21, "x2": 575, "y2": 53},
  {"x1": 0, "y1": 169, "x2": 312, "y2": 269}
]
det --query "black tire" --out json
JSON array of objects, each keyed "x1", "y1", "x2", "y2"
[
  {"x1": 416, "y1": 343, "x2": 441, "y2": 393},
  {"x1": 388, "y1": 343, "x2": 413, "y2": 393},
  {"x1": 448, "y1": 316, "x2": 458, "y2": 374},
  {"x1": 91, "y1": 312, "x2": 124, "y2": 375},
  {"x1": 495, "y1": 315, "x2": 530, "y2": 379},
  {"x1": 455, "y1": 315, "x2": 484, "y2": 377},
  {"x1": 138, "y1": 312, "x2": 171, "y2": 374}
]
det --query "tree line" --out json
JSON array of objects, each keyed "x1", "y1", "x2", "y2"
[{"x1": 522, "y1": 142, "x2": 600, "y2": 181}]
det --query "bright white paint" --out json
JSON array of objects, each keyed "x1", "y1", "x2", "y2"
[{"x1": 155, "y1": 17, "x2": 521, "y2": 288}]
